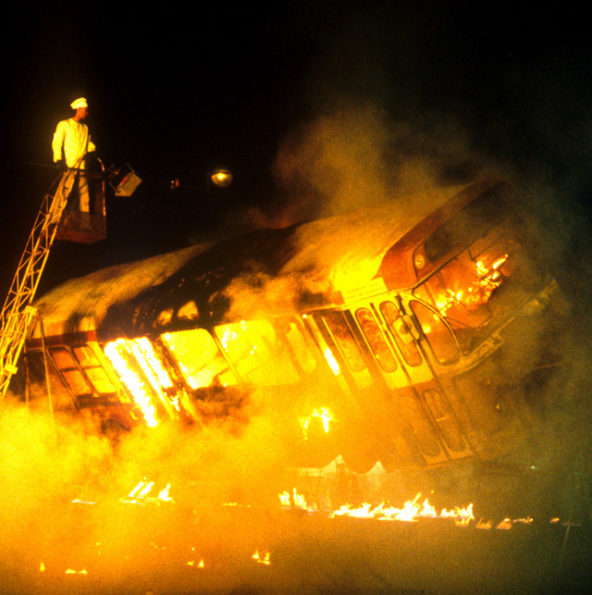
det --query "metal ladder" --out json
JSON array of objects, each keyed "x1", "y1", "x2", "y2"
[{"x1": 0, "y1": 174, "x2": 67, "y2": 399}]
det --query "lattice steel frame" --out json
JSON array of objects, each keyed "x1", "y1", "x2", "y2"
[{"x1": 0, "y1": 174, "x2": 65, "y2": 398}]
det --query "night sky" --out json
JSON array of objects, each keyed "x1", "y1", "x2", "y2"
[{"x1": 2, "y1": 1, "x2": 591, "y2": 298}]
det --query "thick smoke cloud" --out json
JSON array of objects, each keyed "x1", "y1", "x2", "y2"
[{"x1": 0, "y1": 395, "x2": 301, "y2": 593}]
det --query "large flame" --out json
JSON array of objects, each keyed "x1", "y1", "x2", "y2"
[
  {"x1": 330, "y1": 493, "x2": 475, "y2": 526},
  {"x1": 435, "y1": 254, "x2": 509, "y2": 316},
  {"x1": 104, "y1": 339, "x2": 160, "y2": 426},
  {"x1": 104, "y1": 337, "x2": 182, "y2": 426}
]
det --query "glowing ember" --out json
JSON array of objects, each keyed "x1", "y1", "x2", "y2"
[
  {"x1": 279, "y1": 488, "x2": 317, "y2": 511},
  {"x1": 187, "y1": 559, "x2": 205, "y2": 569},
  {"x1": 300, "y1": 407, "x2": 334, "y2": 439},
  {"x1": 495, "y1": 516, "x2": 533, "y2": 530},
  {"x1": 440, "y1": 504, "x2": 475, "y2": 527},
  {"x1": 158, "y1": 483, "x2": 173, "y2": 502},
  {"x1": 496, "y1": 518, "x2": 513, "y2": 530},
  {"x1": 122, "y1": 479, "x2": 174, "y2": 505},
  {"x1": 252, "y1": 550, "x2": 271, "y2": 566},
  {"x1": 476, "y1": 519, "x2": 493, "y2": 530}
]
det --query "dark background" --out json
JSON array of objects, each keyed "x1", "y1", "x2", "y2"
[{"x1": 1, "y1": 1, "x2": 591, "y2": 298}]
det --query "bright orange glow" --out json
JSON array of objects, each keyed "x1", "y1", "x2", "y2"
[
  {"x1": 323, "y1": 347, "x2": 340, "y2": 375},
  {"x1": 133, "y1": 337, "x2": 173, "y2": 391},
  {"x1": 300, "y1": 407, "x2": 334, "y2": 439},
  {"x1": 495, "y1": 516, "x2": 533, "y2": 530},
  {"x1": 104, "y1": 336, "x2": 184, "y2": 423},
  {"x1": 122, "y1": 479, "x2": 174, "y2": 505},
  {"x1": 209, "y1": 169, "x2": 233, "y2": 188},
  {"x1": 279, "y1": 488, "x2": 316, "y2": 511},
  {"x1": 496, "y1": 518, "x2": 513, "y2": 530},
  {"x1": 215, "y1": 319, "x2": 303, "y2": 385},
  {"x1": 162, "y1": 329, "x2": 236, "y2": 389},
  {"x1": 331, "y1": 493, "x2": 474, "y2": 525},
  {"x1": 252, "y1": 550, "x2": 271, "y2": 566},
  {"x1": 187, "y1": 559, "x2": 205, "y2": 569},
  {"x1": 440, "y1": 503, "x2": 475, "y2": 527},
  {"x1": 158, "y1": 483, "x2": 173, "y2": 502},
  {"x1": 435, "y1": 254, "x2": 509, "y2": 316},
  {"x1": 104, "y1": 339, "x2": 160, "y2": 427}
]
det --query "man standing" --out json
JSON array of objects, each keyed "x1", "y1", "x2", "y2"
[{"x1": 52, "y1": 97, "x2": 97, "y2": 215}]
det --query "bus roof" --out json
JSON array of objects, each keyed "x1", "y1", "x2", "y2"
[{"x1": 30, "y1": 180, "x2": 500, "y2": 342}]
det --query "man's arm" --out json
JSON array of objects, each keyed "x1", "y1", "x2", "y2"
[{"x1": 51, "y1": 121, "x2": 66, "y2": 163}]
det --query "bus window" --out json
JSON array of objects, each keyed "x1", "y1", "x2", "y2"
[
  {"x1": 355, "y1": 308, "x2": 397, "y2": 373},
  {"x1": 161, "y1": 329, "x2": 237, "y2": 389},
  {"x1": 275, "y1": 318, "x2": 317, "y2": 374},
  {"x1": 410, "y1": 301, "x2": 460, "y2": 365},
  {"x1": 415, "y1": 186, "x2": 545, "y2": 354},
  {"x1": 380, "y1": 301, "x2": 422, "y2": 367},
  {"x1": 215, "y1": 319, "x2": 300, "y2": 386},
  {"x1": 322, "y1": 311, "x2": 367, "y2": 373},
  {"x1": 73, "y1": 345, "x2": 116, "y2": 395},
  {"x1": 50, "y1": 347, "x2": 92, "y2": 396}
]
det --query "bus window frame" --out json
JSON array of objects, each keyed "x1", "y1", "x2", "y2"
[
  {"x1": 408, "y1": 299, "x2": 461, "y2": 365},
  {"x1": 214, "y1": 318, "x2": 304, "y2": 387},
  {"x1": 317, "y1": 309, "x2": 376, "y2": 391},
  {"x1": 160, "y1": 327, "x2": 238, "y2": 390},
  {"x1": 320, "y1": 310, "x2": 369, "y2": 373},
  {"x1": 379, "y1": 300, "x2": 423, "y2": 367},
  {"x1": 354, "y1": 306, "x2": 398, "y2": 373},
  {"x1": 48, "y1": 345, "x2": 96, "y2": 397},
  {"x1": 271, "y1": 316, "x2": 318, "y2": 377}
]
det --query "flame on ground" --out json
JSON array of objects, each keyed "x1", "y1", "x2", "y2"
[
  {"x1": 121, "y1": 479, "x2": 174, "y2": 505},
  {"x1": 330, "y1": 493, "x2": 475, "y2": 526},
  {"x1": 299, "y1": 407, "x2": 334, "y2": 440},
  {"x1": 187, "y1": 559, "x2": 206, "y2": 569},
  {"x1": 252, "y1": 550, "x2": 272, "y2": 566}
]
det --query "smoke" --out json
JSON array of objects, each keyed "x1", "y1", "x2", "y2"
[
  {"x1": 0, "y1": 391, "x2": 301, "y2": 593},
  {"x1": 270, "y1": 98, "x2": 488, "y2": 226}
]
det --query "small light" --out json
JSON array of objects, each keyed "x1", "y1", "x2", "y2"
[{"x1": 209, "y1": 168, "x2": 233, "y2": 188}]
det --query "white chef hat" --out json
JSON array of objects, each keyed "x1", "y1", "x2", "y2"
[{"x1": 70, "y1": 97, "x2": 88, "y2": 110}]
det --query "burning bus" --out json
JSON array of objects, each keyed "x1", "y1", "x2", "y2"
[{"x1": 21, "y1": 180, "x2": 573, "y2": 482}]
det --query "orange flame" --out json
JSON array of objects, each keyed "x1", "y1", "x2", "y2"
[
  {"x1": 252, "y1": 550, "x2": 271, "y2": 566},
  {"x1": 187, "y1": 559, "x2": 205, "y2": 569},
  {"x1": 104, "y1": 339, "x2": 160, "y2": 427},
  {"x1": 331, "y1": 493, "x2": 474, "y2": 525},
  {"x1": 279, "y1": 488, "x2": 317, "y2": 511},
  {"x1": 436, "y1": 254, "x2": 509, "y2": 315},
  {"x1": 122, "y1": 479, "x2": 174, "y2": 505},
  {"x1": 300, "y1": 407, "x2": 334, "y2": 439},
  {"x1": 323, "y1": 347, "x2": 341, "y2": 375}
]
